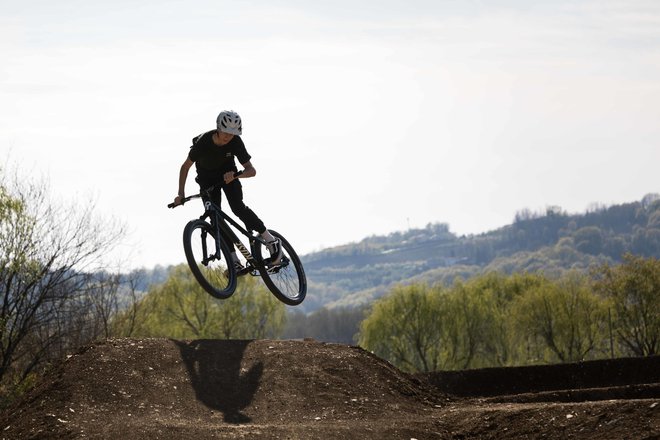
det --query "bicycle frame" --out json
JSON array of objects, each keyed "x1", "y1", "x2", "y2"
[{"x1": 200, "y1": 197, "x2": 268, "y2": 268}]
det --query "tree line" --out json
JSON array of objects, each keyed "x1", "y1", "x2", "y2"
[
  {"x1": 119, "y1": 254, "x2": 657, "y2": 374},
  {"x1": 359, "y1": 254, "x2": 659, "y2": 372}
]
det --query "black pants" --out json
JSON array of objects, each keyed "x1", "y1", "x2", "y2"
[{"x1": 200, "y1": 178, "x2": 266, "y2": 235}]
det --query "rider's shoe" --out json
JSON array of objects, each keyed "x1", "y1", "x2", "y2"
[{"x1": 266, "y1": 238, "x2": 283, "y2": 265}]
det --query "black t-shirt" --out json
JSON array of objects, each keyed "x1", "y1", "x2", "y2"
[{"x1": 188, "y1": 130, "x2": 252, "y2": 182}]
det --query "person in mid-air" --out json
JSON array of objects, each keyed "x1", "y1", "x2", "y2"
[{"x1": 172, "y1": 110, "x2": 281, "y2": 269}]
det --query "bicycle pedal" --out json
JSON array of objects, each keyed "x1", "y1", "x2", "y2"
[{"x1": 266, "y1": 256, "x2": 288, "y2": 268}]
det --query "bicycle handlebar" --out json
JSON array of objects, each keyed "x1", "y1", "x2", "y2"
[
  {"x1": 168, "y1": 171, "x2": 246, "y2": 209},
  {"x1": 167, "y1": 193, "x2": 199, "y2": 209},
  {"x1": 167, "y1": 182, "x2": 222, "y2": 209}
]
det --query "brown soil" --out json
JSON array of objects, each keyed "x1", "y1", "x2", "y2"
[{"x1": 1, "y1": 338, "x2": 658, "y2": 439}]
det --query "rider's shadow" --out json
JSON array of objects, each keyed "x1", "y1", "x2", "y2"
[{"x1": 174, "y1": 339, "x2": 263, "y2": 424}]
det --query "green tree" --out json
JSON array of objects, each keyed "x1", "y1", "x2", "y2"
[
  {"x1": 573, "y1": 226, "x2": 603, "y2": 255},
  {"x1": 359, "y1": 275, "x2": 557, "y2": 372},
  {"x1": 113, "y1": 265, "x2": 286, "y2": 339},
  {"x1": 358, "y1": 284, "x2": 449, "y2": 372},
  {"x1": 593, "y1": 254, "x2": 660, "y2": 356},
  {"x1": 458, "y1": 272, "x2": 547, "y2": 367},
  {"x1": 513, "y1": 272, "x2": 607, "y2": 363},
  {"x1": 443, "y1": 280, "x2": 492, "y2": 369}
]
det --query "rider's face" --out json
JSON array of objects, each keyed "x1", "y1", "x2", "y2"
[{"x1": 216, "y1": 131, "x2": 234, "y2": 145}]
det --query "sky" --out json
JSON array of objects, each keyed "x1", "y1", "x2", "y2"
[{"x1": 2, "y1": 0, "x2": 659, "y2": 270}]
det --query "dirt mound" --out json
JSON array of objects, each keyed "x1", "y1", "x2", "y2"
[
  {"x1": 1, "y1": 338, "x2": 658, "y2": 439},
  {"x1": 1, "y1": 338, "x2": 446, "y2": 439}
]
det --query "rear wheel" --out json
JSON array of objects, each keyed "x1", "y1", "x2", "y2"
[
  {"x1": 254, "y1": 230, "x2": 307, "y2": 305},
  {"x1": 183, "y1": 219, "x2": 236, "y2": 299}
]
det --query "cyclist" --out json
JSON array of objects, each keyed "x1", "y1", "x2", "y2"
[{"x1": 172, "y1": 110, "x2": 281, "y2": 269}]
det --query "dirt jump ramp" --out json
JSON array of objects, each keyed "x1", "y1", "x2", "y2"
[{"x1": 1, "y1": 338, "x2": 658, "y2": 439}]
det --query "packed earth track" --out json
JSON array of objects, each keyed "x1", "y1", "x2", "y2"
[{"x1": 1, "y1": 338, "x2": 658, "y2": 439}]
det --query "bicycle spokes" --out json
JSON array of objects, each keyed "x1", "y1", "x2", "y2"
[{"x1": 255, "y1": 231, "x2": 306, "y2": 305}]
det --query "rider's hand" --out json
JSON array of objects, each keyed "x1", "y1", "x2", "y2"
[
  {"x1": 173, "y1": 195, "x2": 184, "y2": 206},
  {"x1": 223, "y1": 171, "x2": 235, "y2": 184}
]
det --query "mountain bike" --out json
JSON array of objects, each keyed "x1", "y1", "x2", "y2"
[{"x1": 167, "y1": 185, "x2": 306, "y2": 306}]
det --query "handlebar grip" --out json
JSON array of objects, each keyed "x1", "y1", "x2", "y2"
[
  {"x1": 168, "y1": 195, "x2": 197, "y2": 208},
  {"x1": 168, "y1": 199, "x2": 185, "y2": 208}
]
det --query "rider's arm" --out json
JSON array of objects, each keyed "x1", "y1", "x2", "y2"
[
  {"x1": 240, "y1": 160, "x2": 257, "y2": 178},
  {"x1": 224, "y1": 160, "x2": 256, "y2": 184},
  {"x1": 175, "y1": 158, "x2": 194, "y2": 205}
]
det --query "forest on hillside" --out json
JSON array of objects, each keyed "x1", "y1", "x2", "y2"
[{"x1": 301, "y1": 193, "x2": 660, "y2": 310}]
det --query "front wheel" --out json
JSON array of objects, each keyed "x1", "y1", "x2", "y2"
[
  {"x1": 183, "y1": 219, "x2": 237, "y2": 299},
  {"x1": 254, "y1": 230, "x2": 307, "y2": 306}
]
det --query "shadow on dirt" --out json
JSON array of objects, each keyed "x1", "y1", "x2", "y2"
[{"x1": 174, "y1": 339, "x2": 263, "y2": 423}]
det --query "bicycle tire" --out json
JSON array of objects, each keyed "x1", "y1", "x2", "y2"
[
  {"x1": 254, "y1": 229, "x2": 307, "y2": 305},
  {"x1": 183, "y1": 219, "x2": 237, "y2": 299}
]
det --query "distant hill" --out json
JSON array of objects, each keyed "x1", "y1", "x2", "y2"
[{"x1": 300, "y1": 194, "x2": 660, "y2": 311}]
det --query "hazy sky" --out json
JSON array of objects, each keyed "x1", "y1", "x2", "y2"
[{"x1": 2, "y1": 0, "x2": 659, "y2": 269}]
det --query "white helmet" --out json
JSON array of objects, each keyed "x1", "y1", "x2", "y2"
[{"x1": 216, "y1": 110, "x2": 242, "y2": 135}]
